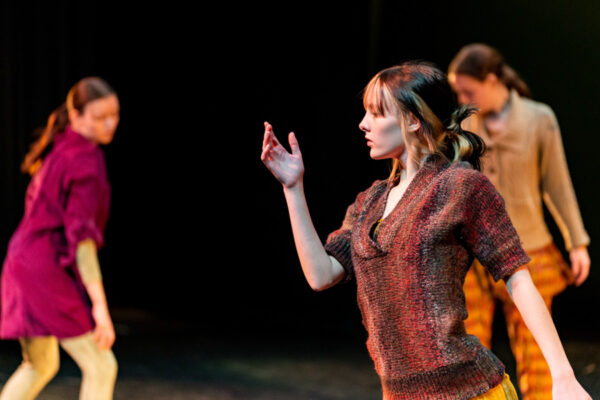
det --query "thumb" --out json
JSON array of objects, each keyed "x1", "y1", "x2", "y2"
[{"x1": 288, "y1": 132, "x2": 302, "y2": 156}]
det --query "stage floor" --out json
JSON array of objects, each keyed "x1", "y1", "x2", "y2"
[{"x1": 0, "y1": 308, "x2": 597, "y2": 399}]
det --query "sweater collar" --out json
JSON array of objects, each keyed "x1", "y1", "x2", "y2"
[
  {"x1": 356, "y1": 154, "x2": 451, "y2": 259},
  {"x1": 389, "y1": 153, "x2": 448, "y2": 187}
]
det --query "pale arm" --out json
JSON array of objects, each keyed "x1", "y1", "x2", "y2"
[
  {"x1": 506, "y1": 269, "x2": 591, "y2": 399},
  {"x1": 76, "y1": 239, "x2": 116, "y2": 350},
  {"x1": 283, "y1": 185, "x2": 347, "y2": 291},
  {"x1": 261, "y1": 122, "x2": 346, "y2": 291}
]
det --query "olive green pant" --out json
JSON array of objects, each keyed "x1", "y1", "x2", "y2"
[{"x1": 0, "y1": 332, "x2": 117, "y2": 400}]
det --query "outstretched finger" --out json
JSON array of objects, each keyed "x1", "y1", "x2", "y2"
[
  {"x1": 266, "y1": 125, "x2": 282, "y2": 149},
  {"x1": 263, "y1": 122, "x2": 273, "y2": 149},
  {"x1": 261, "y1": 143, "x2": 273, "y2": 162},
  {"x1": 288, "y1": 131, "x2": 302, "y2": 157}
]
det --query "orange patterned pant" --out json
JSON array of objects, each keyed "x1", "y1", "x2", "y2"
[{"x1": 463, "y1": 243, "x2": 572, "y2": 400}]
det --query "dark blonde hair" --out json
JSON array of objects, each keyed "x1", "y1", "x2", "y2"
[
  {"x1": 363, "y1": 61, "x2": 485, "y2": 178},
  {"x1": 22, "y1": 77, "x2": 116, "y2": 175},
  {"x1": 448, "y1": 43, "x2": 530, "y2": 98}
]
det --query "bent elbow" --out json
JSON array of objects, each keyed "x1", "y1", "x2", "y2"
[
  {"x1": 308, "y1": 275, "x2": 335, "y2": 292},
  {"x1": 311, "y1": 283, "x2": 328, "y2": 292},
  {"x1": 310, "y1": 274, "x2": 342, "y2": 292},
  {"x1": 305, "y1": 258, "x2": 344, "y2": 292},
  {"x1": 309, "y1": 279, "x2": 329, "y2": 292}
]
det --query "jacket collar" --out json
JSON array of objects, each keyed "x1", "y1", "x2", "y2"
[{"x1": 472, "y1": 89, "x2": 525, "y2": 152}]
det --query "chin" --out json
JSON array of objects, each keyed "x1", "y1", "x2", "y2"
[
  {"x1": 369, "y1": 150, "x2": 383, "y2": 160},
  {"x1": 370, "y1": 149, "x2": 403, "y2": 161}
]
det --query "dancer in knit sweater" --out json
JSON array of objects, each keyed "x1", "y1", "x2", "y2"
[
  {"x1": 448, "y1": 43, "x2": 591, "y2": 400},
  {"x1": 261, "y1": 61, "x2": 590, "y2": 400},
  {"x1": 0, "y1": 77, "x2": 119, "y2": 399}
]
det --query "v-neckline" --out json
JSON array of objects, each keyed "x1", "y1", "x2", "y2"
[
  {"x1": 381, "y1": 173, "x2": 412, "y2": 220},
  {"x1": 367, "y1": 154, "x2": 445, "y2": 248}
]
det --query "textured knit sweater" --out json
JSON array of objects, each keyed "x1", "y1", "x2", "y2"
[
  {"x1": 463, "y1": 90, "x2": 589, "y2": 251},
  {"x1": 324, "y1": 154, "x2": 530, "y2": 399}
]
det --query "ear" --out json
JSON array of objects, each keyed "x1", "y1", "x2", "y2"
[
  {"x1": 68, "y1": 109, "x2": 80, "y2": 124},
  {"x1": 407, "y1": 113, "x2": 421, "y2": 133}
]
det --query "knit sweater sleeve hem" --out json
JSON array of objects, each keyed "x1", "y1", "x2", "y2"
[
  {"x1": 486, "y1": 244, "x2": 531, "y2": 282},
  {"x1": 324, "y1": 236, "x2": 353, "y2": 283},
  {"x1": 460, "y1": 169, "x2": 531, "y2": 282}
]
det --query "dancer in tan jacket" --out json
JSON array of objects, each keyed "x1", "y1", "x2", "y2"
[{"x1": 448, "y1": 43, "x2": 591, "y2": 400}]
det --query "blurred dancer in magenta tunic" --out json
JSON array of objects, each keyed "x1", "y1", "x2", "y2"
[{"x1": 0, "y1": 77, "x2": 119, "y2": 400}]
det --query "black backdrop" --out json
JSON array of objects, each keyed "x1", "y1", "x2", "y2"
[{"x1": 1, "y1": 0, "x2": 599, "y2": 342}]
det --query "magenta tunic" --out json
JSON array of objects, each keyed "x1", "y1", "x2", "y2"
[{"x1": 0, "y1": 125, "x2": 110, "y2": 339}]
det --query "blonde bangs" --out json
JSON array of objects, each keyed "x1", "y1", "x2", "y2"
[{"x1": 363, "y1": 75, "x2": 398, "y2": 117}]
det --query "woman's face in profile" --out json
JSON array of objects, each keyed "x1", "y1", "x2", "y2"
[
  {"x1": 359, "y1": 110, "x2": 406, "y2": 161},
  {"x1": 71, "y1": 94, "x2": 120, "y2": 145}
]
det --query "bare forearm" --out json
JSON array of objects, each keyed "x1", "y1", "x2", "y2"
[
  {"x1": 76, "y1": 239, "x2": 103, "y2": 284},
  {"x1": 283, "y1": 183, "x2": 345, "y2": 290},
  {"x1": 507, "y1": 269, "x2": 574, "y2": 380},
  {"x1": 85, "y1": 280, "x2": 109, "y2": 307},
  {"x1": 75, "y1": 239, "x2": 107, "y2": 306}
]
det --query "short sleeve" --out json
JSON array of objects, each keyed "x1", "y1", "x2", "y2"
[
  {"x1": 324, "y1": 187, "x2": 371, "y2": 283},
  {"x1": 459, "y1": 171, "x2": 530, "y2": 282}
]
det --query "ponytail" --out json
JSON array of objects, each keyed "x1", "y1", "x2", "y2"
[
  {"x1": 500, "y1": 64, "x2": 530, "y2": 98},
  {"x1": 21, "y1": 103, "x2": 69, "y2": 176},
  {"x1": 443, "y1": 104, "x2": 486, "y2": 171}
]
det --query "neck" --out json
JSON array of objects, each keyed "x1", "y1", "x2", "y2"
[
  {"x1": 399, "y1": 150, "x2": 423, "y2": 184},
  {"x1": 405, "y1": 158, "x2": 419, "y2": 180}
]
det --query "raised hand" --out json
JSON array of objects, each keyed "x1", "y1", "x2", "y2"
[{"x1": 261, "y1": 121, "x2": 304, "y2": 189}]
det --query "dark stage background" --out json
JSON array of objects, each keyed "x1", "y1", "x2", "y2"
[{"x1": 1, "y1": 0, "x2": 599, "y2": 349}]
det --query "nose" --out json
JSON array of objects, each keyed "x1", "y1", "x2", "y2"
[{"x1": 359, "y1": 115, "x2": 369, "y2": 132}]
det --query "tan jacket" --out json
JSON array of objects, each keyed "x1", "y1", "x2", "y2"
[{"x1": 463, "y1": 90, "x2": 589, "y2": 252}]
